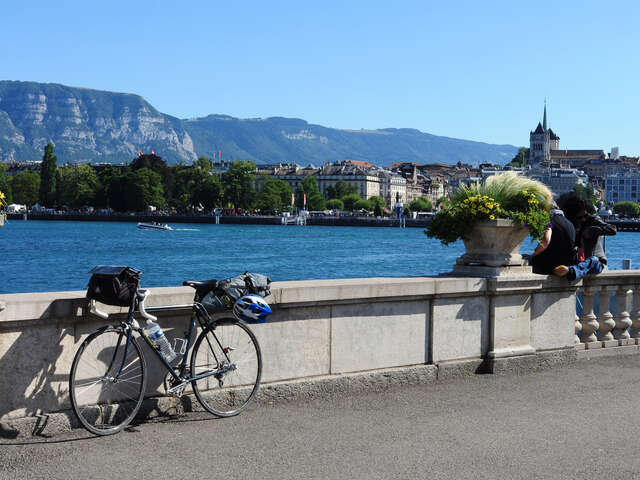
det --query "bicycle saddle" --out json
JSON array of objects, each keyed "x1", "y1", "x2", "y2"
[{"x1": 183, "y1": 279, "x2": 218, "y2": 290}]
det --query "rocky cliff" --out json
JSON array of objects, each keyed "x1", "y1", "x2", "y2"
[
  {"x1": 0, "y1": 81, "x2": 518, "y2": 165},
  {"x1": 0, "y1": 81, "x2": 196, "y2": 164}
]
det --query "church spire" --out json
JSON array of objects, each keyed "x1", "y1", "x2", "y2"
[{"x1": 543, "y1": 100, "x2": 547, "y2": 131}]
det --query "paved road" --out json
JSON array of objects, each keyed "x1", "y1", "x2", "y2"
[{"x1": 3, "y1": 355, "x2": 640, "y2": 480}]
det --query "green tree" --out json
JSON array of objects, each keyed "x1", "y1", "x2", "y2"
[
  {"x1": 131, "y1": 153, "x2": 175, "y2": 203},
  {"x1": 368, "y1": 195, "x2": 386, "y2": 216},
  {"x1": 255, "y1": 176, "x2": 293, "y2": 213},
  {"x1": 326, "y1": 198, "x2": 344, "y2": 210},
  {"x1": 170, "y1": 164, "x2": 202, "y2": 212},
  {"x1": 0, "y1": 163, "x2": 12, "y2": 205},
  {"x1": 94, "y1": 166, "x2": 125, "y2": 209},
  {"x1": 107, "y1": 168, "x2": 164, "y2": 212},
  {"x1": 12, "y1": 171, "x2": 41, "y2": 206},
  {"x1": 613, "y1": 201, "x2": 640, "y2": 218},
  {"x1": 39, "y1": 142, "x2": 58, "y2": 206},
  {"x1": 573, "y1": 183, "x2": 597, "y2": 206},
  {"x1": 222, "y1": 161, "x2": 256, "y2": 210},
  {"x1": 192, "y1": 174, "x2": 223, "y2": 210},
  {"x1": 135, "y1": 168, "x2": 165, "y2": 208},
  {"x1": 506, "y1": 147, "x2": 530, "y2": 167},
  {"x1": 341, "y1": 193, "x2": 362, "y2": 212},
  {"x1": 56, "y1": 165, "x2": 100, "y2": 208},
  {"x1": 326, "y1": 180, "x2": 358, "y2": 199},
  {"x1": 409, "y1": 196, "x2": 433, "y2": 212},
  {"x1": 296, "y1": 175, "x2": 325, "y2": 210},
  {"x1": 355, "y1": 198, "x2": 371, "y2": 211}
]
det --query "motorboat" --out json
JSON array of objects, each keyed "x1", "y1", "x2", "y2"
[{"x1": 137, "y1": 222, "x2": 173, "y2": 231}]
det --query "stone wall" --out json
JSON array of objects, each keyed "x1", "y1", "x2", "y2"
[{"x1": 0, "y1": 275, "x2": 579, "y2": 425}]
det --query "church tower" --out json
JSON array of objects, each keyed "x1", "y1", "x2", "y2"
[{"x1": 529, "y1": 102, "x2": 559, "y2": 165}]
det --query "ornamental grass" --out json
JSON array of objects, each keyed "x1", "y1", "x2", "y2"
[{"x1": 425, "y1": 172, "x2": 553, "y2": 245}]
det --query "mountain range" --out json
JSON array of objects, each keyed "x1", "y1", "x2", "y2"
[{"x1": 0, "y1": 81, "x2": 519, "y2": 166}]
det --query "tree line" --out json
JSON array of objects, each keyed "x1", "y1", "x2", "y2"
[{"x1": 0, "y1": 143, "x2": 433, "y2": 215}]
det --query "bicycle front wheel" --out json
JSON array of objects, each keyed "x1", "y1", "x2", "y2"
[
  {"x1": 69, "y1": 327, "x2": 147, "y2": 435},
  {"x1": 191, "y1": 319, "x2": 262, "y2": 417}
]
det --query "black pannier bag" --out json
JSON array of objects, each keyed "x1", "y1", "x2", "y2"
[
  {"x1": 201, "y1": 272, "x2": 271, "y2": 314},
  {"x1": 87, "y1": 266, "x2": 141, "y2": 307}
]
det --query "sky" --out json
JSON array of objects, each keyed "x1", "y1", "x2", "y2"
[{"x1": 2, "y1": 0, "x2": 639, "y2": 154}]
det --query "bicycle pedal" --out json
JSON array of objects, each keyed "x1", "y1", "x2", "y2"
[{"x1": 167, "y1": 382, "x2": 188, "y2": 397}]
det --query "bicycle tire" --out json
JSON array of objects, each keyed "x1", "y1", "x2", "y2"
[
  {"x1": 69, "y1": 326, "x2": 147, "y2": 435},
  {"x1": 191, "y1": 318, "x2": 262, "y2": 417}
]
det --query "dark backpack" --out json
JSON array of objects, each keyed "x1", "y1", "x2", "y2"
[
  {"x1": 86, "y1": 266, "x2": 141, "y2": 307},
  {"x1": 201, "y1": 272, "x2": 271, "y2": 313}
]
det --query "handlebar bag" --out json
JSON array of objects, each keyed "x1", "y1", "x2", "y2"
[{"x1": 87, "y1": 266, "x2": 141, "y2": 306}]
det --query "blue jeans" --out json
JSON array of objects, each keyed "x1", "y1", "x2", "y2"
[{"x1": 568, "y1": 256, "x2": 604, "y2": 281}]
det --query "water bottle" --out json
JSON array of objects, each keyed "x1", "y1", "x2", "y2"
[{"x1": 143, "y1": 320, "x2": 176, "y2": 362}]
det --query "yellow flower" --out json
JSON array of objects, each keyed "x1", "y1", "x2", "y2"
[{"x1": 489, "y1": 215, "x2": 495, "y2": 220}]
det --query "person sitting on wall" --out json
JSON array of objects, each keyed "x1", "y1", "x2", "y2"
[
  {"x1": 552, "y1": 192, "x2": 614, "y2": 281},
  {"x1": 530, "y1": 202, "x2": 578, "y2": 276},
  {"x1": 577, "y1": 203, "x2": 616, "y2": 267}
]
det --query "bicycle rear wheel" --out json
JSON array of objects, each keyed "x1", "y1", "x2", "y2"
[
  {"x1": 69, "y1": 326, "x2": 146, "y2": 435},
  {"x1": 191, "y1": 319, "x2": 262, "y2": 417}
]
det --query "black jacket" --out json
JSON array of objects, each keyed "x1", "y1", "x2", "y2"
[
  {"x1": 531, "y1": 213, "x2": 577, "y2": 275},
  {"x1": 578, "y1": 214, "x2": 616, "y2": 264}
]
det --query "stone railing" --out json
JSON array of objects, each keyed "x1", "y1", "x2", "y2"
[
  {"x1": 576, "y1": 271, "x2": 640, "y2": 351},
  {"x1": 0, "y1": 274, "x2": 588, "y2": 435}
]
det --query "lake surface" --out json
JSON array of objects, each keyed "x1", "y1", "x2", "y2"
[{"x1": 1, "y1": 220, "x2": 637, "y2": 294}]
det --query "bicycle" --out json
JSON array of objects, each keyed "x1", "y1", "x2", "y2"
[{"x1": 69, "y1": 272, "x2": 268, "y2": 436}]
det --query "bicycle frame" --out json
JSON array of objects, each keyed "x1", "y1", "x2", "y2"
[{"x1": 108, "y1": 296, "x2": 236, "y2": 392}]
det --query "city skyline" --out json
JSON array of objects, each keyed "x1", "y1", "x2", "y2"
[{"x1": 2, "y1": 1, "x2": 639, "y2": 155}]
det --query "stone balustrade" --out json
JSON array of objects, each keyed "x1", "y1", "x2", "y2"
[{"x1": 576, "y1": 271, "x2": 640, "y2": 351}]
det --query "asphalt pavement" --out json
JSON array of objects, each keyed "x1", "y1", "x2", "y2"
[{"x1": 2, "y1": 355, "x2": 640, "y2": 480}]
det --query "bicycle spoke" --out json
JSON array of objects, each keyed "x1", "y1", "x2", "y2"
[{"x1": 70, "y1": 328, "x2": 146, "y2": 435}]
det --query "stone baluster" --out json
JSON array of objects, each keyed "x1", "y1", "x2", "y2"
[
  {"x1": 630, "y1": 284, "x2": 640, "y2": 343},
  {"x1": 613, "y1": 285, "x2": 632, "y2": 345},
  {"x1": 597, "y1": 286, "x2": 616, "y2": 345},
  {"x1": 579, "y1": 287, "x2": 599, "y2": 345},
  {"x1": 575, "y1": 311, "x2": 582, "y2": 345}
]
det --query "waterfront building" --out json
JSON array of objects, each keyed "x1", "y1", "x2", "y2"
[
  {"x1": 605, "y1": 173, "x2": 640, "y2": 204},
  {"x1": 267, "y1": 160, "x2": 395, "y2": 202},
  {"x1": 377, "y1": 170, "x2": 407, "y2": 205},
  {"x1": 315, "y1": 161, "x2": 383, "y2": 200},
  {"x1": 528, "y1": 167, "x2": 588, "y2": 196}
]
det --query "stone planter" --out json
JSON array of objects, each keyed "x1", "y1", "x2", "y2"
[
  {"x1": 456, "y1": 218, "x2": 529, "y2": 267},
  {"x1": 0, "y1": 213, "x2": 4, "y2": 227}
]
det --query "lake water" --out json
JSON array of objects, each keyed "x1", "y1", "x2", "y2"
[{"x1": 1, "y1": 220, "x2": 637, "y2": 294}]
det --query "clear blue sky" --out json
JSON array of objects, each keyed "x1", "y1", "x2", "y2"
[{"x1": 2, "y1": 0, "x2": 639, "y2": 155}]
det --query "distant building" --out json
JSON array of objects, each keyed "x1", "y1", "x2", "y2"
[
  {"x1": 605, "y1": 173, "x2": 640, "y2": 204},
  {"x1": 529, "y1": 103, "x2": 560, "y2": 165},
  {"x1": 528, "y1": 167, "x2": 588, "y2": 196}
]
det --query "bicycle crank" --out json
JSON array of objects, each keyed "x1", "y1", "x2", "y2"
[{"x1": 164, "y1": 372, "x2": 188, "y2": 398}]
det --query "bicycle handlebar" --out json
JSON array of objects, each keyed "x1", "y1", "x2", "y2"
[{"x1": 137, "y1": 289, "x2": 157, "y2": 322}]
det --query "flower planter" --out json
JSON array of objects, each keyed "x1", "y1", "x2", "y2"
[{"x1": 456, "y1": 219, "x2": 529, "y2": 267}]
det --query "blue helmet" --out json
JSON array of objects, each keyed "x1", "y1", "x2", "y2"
[{"x1": 233, "y1": 294, "x2": 272, "y2": 323}]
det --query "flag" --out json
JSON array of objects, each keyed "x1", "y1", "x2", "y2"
[
  {"x1": 152, "y1": 149, "x2": 155, "y2": 155},
  {"x1": 213, "y1": 152, "x2": 216, "y2": 158},
  {"x1": 138, "y1": 150, "x2": 142, "y2": 156},
  {"x1": 218, "y1": 151, "x2": 222, "y2": 159},
  {"x1": 291, "y1": 193, "x2": 295, "y2": 206},
  {"x1": 303, "y1": 193, "x2": 306, "y2": 207}
]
